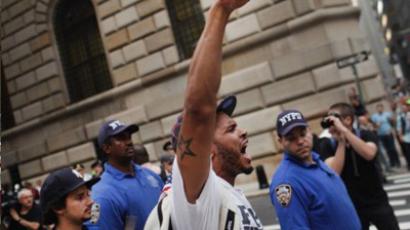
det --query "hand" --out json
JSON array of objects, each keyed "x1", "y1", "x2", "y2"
[
  {"x1": 10, "y1": 208, "x2": 20, "y2": 221},
  {"x1": 399, "y1": 134, "x2": 404, "y2": 143},
  {"x1": 215, "y1": 0, "x2": 249, "y2": 12},
  {"x1": 327, "y1": 115, "x2": 348, "y2": 135}
]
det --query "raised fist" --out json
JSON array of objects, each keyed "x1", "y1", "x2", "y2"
[{"x1": 216, "y1": 0, "x2": 249, "y2": 12}]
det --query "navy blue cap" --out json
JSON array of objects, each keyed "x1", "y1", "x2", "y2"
[
  {"x1": 40, "y1": 167, "x2": 100, "y2": 224},
  {"x1": 171, "y1": 96, "x2": 237, "y2": 150},
  {"x1": 97, "y1": 120, "x2": 139, "y2": 148},
  {"x1": 276, "y1": 110, "x2": 308, "y2": 136},
  {"x1": 216, "y1": 95, "x2": 236, "y2": 117}
]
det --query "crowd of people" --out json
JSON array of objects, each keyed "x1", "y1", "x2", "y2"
[{"x1": 1, "y1": 0, "x2": 410, "y2": 229}]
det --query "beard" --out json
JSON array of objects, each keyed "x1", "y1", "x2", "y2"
[
  {"x1": 242, "y1": 165, "x2": 254, "y2": 175},
  {"x1": 215, "y1": 144, "x2": 253, "y2": 176}
]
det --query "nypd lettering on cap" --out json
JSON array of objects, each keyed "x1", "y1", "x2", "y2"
[
  {"x1": 108, "y1": 120, "x2": 125, "y2": 130},
  {"x1": 279, "y1": 112, "x2": 303, "y2": 126}
]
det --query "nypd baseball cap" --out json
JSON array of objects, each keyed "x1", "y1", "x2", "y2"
[
  {"x1": 276, "y1": 110, "x2": 308, "y2": 136},
  {"x1": 97, "y1": 120, "x2": 139, "y2": 148},
  {"x1": 40, "y1": 167, "x2": 100, "y2": 224},
  {"x1": 171, "y1": 95, "x2": 237, "y2": 150}
]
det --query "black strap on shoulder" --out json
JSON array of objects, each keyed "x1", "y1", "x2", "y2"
[
  {"x1": 157, "y1": 197, "x2": 173, "y2": 230},
  {"x1": 224, "y1": 209, "x2": 235, "y2": 230},
  {"x1": 169, "y1": 217, "x2": 173, "y2": 230},
  {"x1": 158, "y1": 198, "x2": 164, "y2": 226}
]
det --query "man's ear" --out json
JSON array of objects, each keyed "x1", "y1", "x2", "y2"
[
  {"x1": 53, "y1": 207, "x2": 65, "y2": 215},
  {"x1": 277, "y1": 136, "x2": 283, "y2": 145},
  {"x1": 102, "y1": 142, "x2": 111, "y2": 155},
  {"x1": 210, "y1": 144, "x2": 217, "y2": 160},
  {"x1": 344, "y1": 116, "x2": 353, "y2": 126}
]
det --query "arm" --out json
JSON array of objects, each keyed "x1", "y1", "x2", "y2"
[
  {"x1": 396, "y1": 114, "x2": 404, "y2": 142},
  {"x1": 177, "y1": 0, "x2": 248, "y2": 203},
  {"x1": 343, "y1": 129, "x2": 377, "y2": 161},
  {"x1": 10, "y1": 209, "x2": 40, "y2": 230},
  {"x1": 85, "y1": 197, "x2": 124, "y2": 230},
  {"x1": 270, "y1": 184, "x2": 310, "y2": 230},
  {"x1": 327, "y1": 115, "x2": 376, "y2": 162},
  {"x1": 324, "y1": 139, "x2": 346, "y2": 175},
  {"x1": 323, "y1": 116, "x2": 347, "y2": 174}
]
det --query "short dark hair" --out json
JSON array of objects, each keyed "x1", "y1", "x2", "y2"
[
  {"x1": 329, "y1": 102, "x2": 355, "y2": 119},
  {"x1": 42, "y1": 195, "x2": 66, "y2": 225},
  {"x1": 91, "y1": 160, "x2": 102, "y2": 169},
  {"x1": 133, "y1": 144, "x2": 149, "y2": 164}
]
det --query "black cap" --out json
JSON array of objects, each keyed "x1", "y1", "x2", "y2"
[
  {"x1": 171, "y1": 96, "x2": 237, "y2": 150},
  {"x1": 216, "y1": 95, "x2": 237, "y2": 117},
  {"x1": 40, "y1": 167, "x2": 100, "y2": 224},
  {"x1": 97, "y1": 120, "x2": 139, "y2": 148}
]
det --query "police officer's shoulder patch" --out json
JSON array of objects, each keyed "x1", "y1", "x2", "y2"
[{"x1": 275, "y1": 184, "x2": 292, "y2": 207}]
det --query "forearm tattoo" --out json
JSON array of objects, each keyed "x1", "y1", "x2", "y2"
[{"x1": 178, "y1": 136, "x2": 196, "y2": 160}]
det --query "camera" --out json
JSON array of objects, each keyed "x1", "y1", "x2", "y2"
[
  {"x1": 320, "y1": 113, "x2": 341, "y2": 129},
  {"x1": 320, "y1": 119, "x2": 334, "y2": 129}
]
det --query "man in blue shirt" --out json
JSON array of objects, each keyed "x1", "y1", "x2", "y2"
[
  {"x1": 396, "y1": 99, "x2": 410, "y2": 170},
  {"x1": 86, "y1": 120, "x2": 163, "y2": 230},
  {"x1": 270, "y1": 110, "x2": 361, "y2": 230},
  {"x1": 371, "y1": 103, "x2": 401, "y2": 167}
]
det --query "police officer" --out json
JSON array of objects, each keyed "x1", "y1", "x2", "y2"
[
  {"x1": 320, "y1": 103, "x2": 399, "y2": 230},
  {"x1": 270, "y1": 110, "x2": 361, "y2": 230}
]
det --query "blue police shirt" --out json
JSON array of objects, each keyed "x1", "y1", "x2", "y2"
[
  {"x1": 86, "y1": 163, "x2": 163, "y2": 230},
  {"x1": 270, "y1": 152, "x2": 361, "y2": 230},
  {"x1": 371, "y1": 112, "x2": 393, "y2": 136}
]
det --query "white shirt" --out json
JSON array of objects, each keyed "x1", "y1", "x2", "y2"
[{"x1": 171, "y1": 159, "x2": 263, "y2": 230}]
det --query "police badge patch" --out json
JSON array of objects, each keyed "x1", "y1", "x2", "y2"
[{"x1": 275, "y1": 184, "x2": 292, "y2": 207}]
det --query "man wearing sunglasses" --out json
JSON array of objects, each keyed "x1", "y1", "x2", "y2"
[{"x1": 319, "y1": 102, "x2": 399, "y2": 230}]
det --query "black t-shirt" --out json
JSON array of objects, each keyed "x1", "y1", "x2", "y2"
[
  {"x1": 319, "y1": 129, "x2": 388, "y2": 208},
  {"x1": 9, "y1": 203, "x2": 42, "y2": 230}
]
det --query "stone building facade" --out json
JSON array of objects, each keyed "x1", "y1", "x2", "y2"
[{"x1": 1, "y1": 0, "x2": 385, "y2": 188}]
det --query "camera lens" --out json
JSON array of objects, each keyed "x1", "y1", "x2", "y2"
[{"x1": 320, "y1": 117, "x2": 333, "y2": 129}]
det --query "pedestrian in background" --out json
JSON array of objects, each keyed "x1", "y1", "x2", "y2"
[
  {"x1": 396, "y1": 98, "x2": 410, "y2": 171},
  {"x1": 371, "y1": 103, "x2": 401, "y2": 168},
  {"x1": 8, "y1": 189, "x2": 42, "y2": 230},
  {"x1": 133, "y1": 144, "x2": 161, "y2": 175}
]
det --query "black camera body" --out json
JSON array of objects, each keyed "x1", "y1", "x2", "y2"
[
  {"x1": 320, "y1": 113, "x2": 341, "y2": 129},
  {"x1": 320, "y1": 119, "x2": 334, "y2": 129}
]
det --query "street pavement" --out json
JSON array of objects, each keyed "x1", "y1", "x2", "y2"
[{"x1": 246, "y1": 171, "x2": 410, "y2": 230}]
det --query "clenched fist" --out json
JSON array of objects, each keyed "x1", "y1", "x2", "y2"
[{"x1": 215, "y1": 0, "x2": 249, "y2": 12}]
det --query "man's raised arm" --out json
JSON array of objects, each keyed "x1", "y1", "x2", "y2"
[{"x1": 177, "y1": 0, "x2": 248, "y2": 203}]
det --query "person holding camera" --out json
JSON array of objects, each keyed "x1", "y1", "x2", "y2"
[
  {"x1": 8, "y1": 189, "x2": 42, "y2": 230},
  {"x1": 270, "y1": 110, "x2": 360, "y2": 230},
  {"x1": 319, "y1": 102, "x2": 399, "y2": 230}
]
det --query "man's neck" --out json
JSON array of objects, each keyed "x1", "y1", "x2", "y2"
[
  {"x1": 216, "y1": 170, "x2": 236, "y2": 186},
  {"x1": 108, "y1": 159, "x2": 134, "y2": 175},
  {"x1": 302, "y1": 154, "x2": 314, "y2": 165},
  {"x1": 20, "y1": 206, "x2": 31, "y2": 215},
  {"x1": 56, "y1": 219, "x2": 83, "y2": 230}
]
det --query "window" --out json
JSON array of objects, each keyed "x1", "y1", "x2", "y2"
[
  {"x1": 1, "y1": 64, "x2": 15, "y2": 130},
  {"x1": 166, "y1": 0, "x2": 205, "y2": 60},
  {"x1": 54, "y1": 0, "x2": 112, "y2": 103}
]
